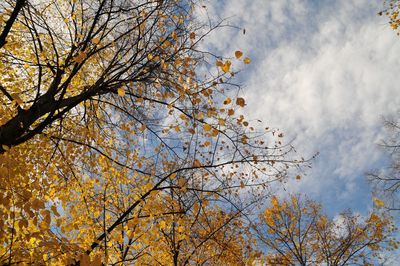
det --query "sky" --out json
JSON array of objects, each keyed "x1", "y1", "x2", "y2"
[{"x1": 196, "y1": 0, "x2": 400, "y2": 217}]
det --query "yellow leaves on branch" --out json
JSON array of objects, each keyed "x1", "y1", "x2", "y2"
[
  {"x1": 216, "y1": 51, "x2": 250, "y2": 73},
  {"x1": 259, "y1": 194, "x2": 396, "y2": 265},
  {"x1": 382, "y1": 1, "x2": 400, "y2": 33}
]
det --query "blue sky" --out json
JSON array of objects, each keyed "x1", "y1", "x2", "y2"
[{"x1": 196, "y1": 0, "x2": 400, "y2": 218}]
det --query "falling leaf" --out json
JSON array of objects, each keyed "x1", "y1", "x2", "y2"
[
  {"x1": 295, "y1": 175, "x2": 301, "y2": 180},
  {"x1": 189, "y1": 32, "x2": 196, "y2": 39}
]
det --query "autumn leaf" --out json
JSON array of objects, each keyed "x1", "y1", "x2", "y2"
[
  {"x1": 117, "y1": 88, "x2": 126, "y2": 97},
  {"x1": 373, "y1": 197, "x2": 385, "y2": 208},
  {"x1": 235, "y1": 50, "x2": 243, "y2": 59},
  {"x1": 193, "y1": 159, "x2": 202, "y2": 167},
  {"x1": 223, "y1": 98, "x2": 232, "y2": 105},
  {"x1": 73, "y1": 51, "x2": 88, "y2": 63},
  {"x1": 243, "y1": 57, "x2": 251, "y2": 64},
  {"x1": 2, "y1": 144, "x2": 10, "y2": 151},
  {"x1": 221, "y1": 60, "x2": 231, "y2": 73},
  {"x1": 236, "y1": 97, "x2": 246, "y2": 107},
  {"x1": 203, "y1": 123, "x2": 212, "y2": 131},
  {"x1": 91, "y1": 37, "x2": 101, "y2": 45}
]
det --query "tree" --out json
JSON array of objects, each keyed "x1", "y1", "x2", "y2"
[
  {"x1": 368, "y1": 115, "x2": 400, "y2": 211},
  {"x1": 254, "y1": 195, "x2": 397, "y2": 266},
  {"x1": 380, "y1": 0, "x2": 400, "y2": 32},
  {"x1": 0, "y1": 0, "x2": 302, "y2": 264}
]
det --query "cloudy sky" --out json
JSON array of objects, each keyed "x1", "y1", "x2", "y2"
[{"x1": 197, "y1": 0, "x2": 400, "y2": 216}]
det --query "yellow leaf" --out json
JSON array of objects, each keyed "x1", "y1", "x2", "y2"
[
  {"x1": 178, "y1": 178, "x2": 185, "y2": 187},
  {"x1": 189, "y1": 32, "x2": 196, "y2": 39},
  {"x1": 221, "y1": 60, "x2": 231, "y2": 73},
  {"x1": 235, "y1": 50, "x2": 243, "y2": 59},
  {"x1": 211, "y1": 129, "x2": 219, "y2": 137},
  {"x1": 373, "y1": 197, "x2": 385, "y2": 208},
  {"x1": 117, "y1": 88, "x2": 126, "y2": 97},
  {"x1": 243, "y1": 57, "x2": 251, "y2": 64},
  {"x1": 2, "y1": 145, "x2": 10, "y2": 151},
  {"x1": 240, "y1": 181, "x2": 245, "y2": 188},
  {"x1": 92, "y1": 37, "x2": 101, "y2": 45},
  {"x1": 203, "y1": 124, "x2": 212, "y2": 131},
  {"x1": 295, "y1": 175, "x2": 301, "y2": 180},
  {"x1": 218, "y1": 118, "x2": 225, "y2": 126},
  {"x1": 159, "y1": 220, "x2": 166, "y2": 229},
  {"x1": 228, "y1": 109, "x2": 234, "y2": 116},
  {"x1": 223, "y1": 98, "x2": 232, "y2": 105},
  {"x1": 170, "y1": 173, "x2": 177, "y2": 179}
]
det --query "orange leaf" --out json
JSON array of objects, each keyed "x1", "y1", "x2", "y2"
[
  {"x1": 203, "y1": 124, "x2": 212, "y2": 131},
  {"x1": 193, "y1": 159, "x2": 202, "y2": 167},
  {"x1": 223, "y1": 98, "x2": 232, "y2": 105},
  {"x1": 236, "y1": 97, "x2": 245, "y2": 107},
  {"x1": 117, "y1": 88, "x2": 126, "y2": 97},
  {"x1": 235, "y1": 50, "x2": 243, "y2": 59}
]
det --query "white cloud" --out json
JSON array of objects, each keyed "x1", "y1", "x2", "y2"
[{"x1": 200, "y1": 0, "x2": 400, "y2": 214}]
